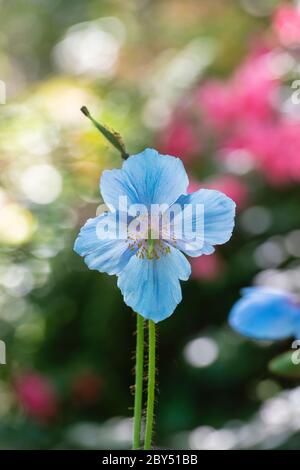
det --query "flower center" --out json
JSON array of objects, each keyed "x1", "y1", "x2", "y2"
[{"x1": 126, "y1": 215, "x2": 172, "y2": 260}]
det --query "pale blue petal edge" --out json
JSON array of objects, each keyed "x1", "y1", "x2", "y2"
[
  {"x1": 74, "y1": 213, "x2": 134, "y2": 276},
  {"x1": 171, "y1": 189, "x2": 236, "y2": 257}
]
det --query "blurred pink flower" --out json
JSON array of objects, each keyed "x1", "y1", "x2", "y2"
[
  {"x1": 187, "y1": 178, "x2": 201, "y2": 194},
  {"x1": 14, "y1": 372, "x2": 58, "y2": 423},
  {"x1": 188, "y1": 175, "x2": 249, "y2": 209},
  {"x1": 190, "y1": 252, "x2": 223, "y2": 281},
  {"x1": 199, "y1": 51, "x2": 279, "y2": 130},
  {"x1": 157, "y1": 119, "x2": 200, "y2": 163},
  {"x1": 199, "y1": 81, "x2": 235, "y2": 130},
  {"x1": 205, "y1": 175, "x2": 249, "y2": 209},
  {"x1": 224, "y1": 120, "x2": 300, "y2": 185},
  {"x1": 273, "y1": 5, "x2": 300, "y2": 48}
]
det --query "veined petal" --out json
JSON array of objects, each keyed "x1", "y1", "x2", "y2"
[
  {"x1": 117, "y1": 246, "x2": 191, "y2": 322},
  {"x1": 229, "y1": 287, "x2": 300, "y2": 340},
  {"x1": 100, "y1": 148, "x2": 189, "y2": 211},
  {"x1": 169, "y1": 189, "x2": 236, "y2": 256},
  {"x1": 74, "y1": 213, "x2": 133, "y2": 275}
]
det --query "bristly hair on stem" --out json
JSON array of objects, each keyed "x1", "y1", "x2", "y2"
[
  {"x1": 80, "y1": 106, "x2": 129, "y2": 160},
  {"x1": 133, "y1": 313, "x2": 144, "y2": 449},
  {"x1": 144, "y1": 320, "x2": 156, "y2": 449}
]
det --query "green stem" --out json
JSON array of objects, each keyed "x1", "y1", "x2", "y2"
[
  {"x1": 133, "y1": 313, "x2": 144, "y2": 449},
  {"x1": 144, "y1": 320, "x2": 156, "y2": 450}
]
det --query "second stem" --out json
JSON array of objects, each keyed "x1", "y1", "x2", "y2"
[
  {"x1": 133, "y1": 313, "x2": 144, "y2": 449},
  {"x1": 144, "y1": 320, "x2": 156, "y2": 450}
]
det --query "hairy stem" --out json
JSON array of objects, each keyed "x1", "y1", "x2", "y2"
[
  {"x1": 133, "y1": 313, "x2": 144, "y2": 449},
  {"x1": 144, "y1": 320, "x2": 156, "y2": 449}
]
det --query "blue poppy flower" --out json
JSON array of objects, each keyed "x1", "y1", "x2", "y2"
[
  {"x1": 229, "y1": 287, "x2": 300, "y2": 340},
  {"x1": 74, "y1": 148, "x2": 235, "y2": 322}
]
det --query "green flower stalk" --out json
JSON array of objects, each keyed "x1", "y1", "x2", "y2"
[
  {"x1": 133, "y1": 314, "x2": 144, "y2": 449},
  {"x1": 144, "y1": 320, "x2": 156, "y2": 449}
]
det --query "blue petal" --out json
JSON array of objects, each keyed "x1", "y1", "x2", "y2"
[
  {"x1": 170, "y1": 189, "x2": 236, "y2": 257},
  {"x1": 100, "y1": 148, "x2": 189, "y2": 210},
  {"x1": 74, "y1": 213, "x2": 133, "y2": 275},
  {"x1": 229, "y1": 287, "x2": 300, "y2": 340},
  {"x1": 117, "y1": 246, "x2": 191, "y2": 322}
]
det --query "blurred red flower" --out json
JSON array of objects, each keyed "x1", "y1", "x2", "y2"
[
  {"x1": 72, "y1": 370, "x2": 102, "y2": 406},
  {"x1": 14, "y1": 372, "x2": 58, "y2": 423}
]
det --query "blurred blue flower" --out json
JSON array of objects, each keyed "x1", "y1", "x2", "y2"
[
  {"x1": 229, "y1": 287, "x2": 300, "y2": 340},
  {"x1": 74, "y1": 149, "x2": 235, "y2": 322}
]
